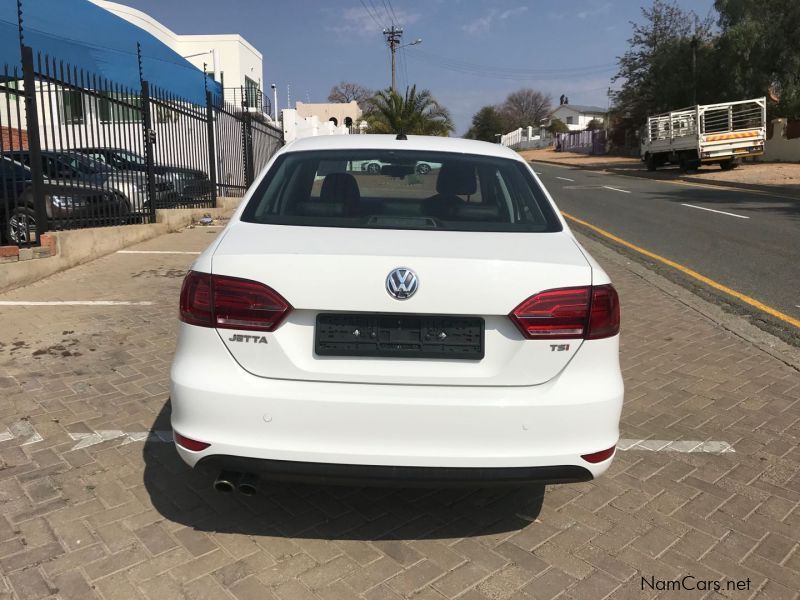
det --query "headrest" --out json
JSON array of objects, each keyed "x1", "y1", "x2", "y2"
[
  {"x1": 436, "y1": 164, "x2": 477, "y2": 196},
  {"x1": 320, "y1": 172, "x2": 360, "y2": 203}
]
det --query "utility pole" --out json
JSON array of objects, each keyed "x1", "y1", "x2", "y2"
[
  {"x1": 691, "y1": 36, "x2": 698, "y2": 106},
  {"x1": 383, "y1": 25, "x2": 403, "y2": 93}
]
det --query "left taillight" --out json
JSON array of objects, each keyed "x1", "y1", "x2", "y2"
[
  {"x1": 509, "y1": 284, "x2": 619, "y2": 340},
  {"x1": 179, "y1": 271, "x2": 292, "y2": 332}
]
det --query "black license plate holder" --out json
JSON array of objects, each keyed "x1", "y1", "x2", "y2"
[{"x1": 315, "y1": 313, "x2": 484, "y2": 360}]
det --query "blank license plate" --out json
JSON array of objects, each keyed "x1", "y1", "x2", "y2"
[{"x1": 315, "y1": 313, "x2": 484, "y2": 360}]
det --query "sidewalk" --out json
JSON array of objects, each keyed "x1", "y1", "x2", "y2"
[
  {"x1": 521, "y1": 148, "x2": 800, "y2": 198},
  {"x1": 0, "y1": 226, "x2": 798, "y2": 599}
]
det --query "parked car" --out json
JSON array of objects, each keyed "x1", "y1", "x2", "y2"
[
  {"x1": 171, "y1": 134, "x2": 622, "y2": 491},
  {"x1": 12, "y1": 150, "x2": 175, "y2": 212},
  {"x1": 356, "y1": 159, "x2": 440, "y2": 175},
  {"x1": 75, "y1": 147, "x2": 213, "y2": 203},
  {"x1": 1, "y1": 155, "x2": 129, "y2": 245}
]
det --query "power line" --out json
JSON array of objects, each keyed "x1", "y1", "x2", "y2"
[
  {"x1": 358, "y1": 0, "x2": 383, "y2": 27},
  {"x1": 410, "y1": 48, "x2": 616, "y2": 77},
  {"x1": 386, "y1": 0, "x2": 400, "y2": 24}
]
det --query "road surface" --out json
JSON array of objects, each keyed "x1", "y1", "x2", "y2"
[{"x1": 532, "y1": 161, "x2": 800, "y2": 326}]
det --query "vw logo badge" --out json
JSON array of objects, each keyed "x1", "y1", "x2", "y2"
[{"x1": 386, "y1": 267, "x2": 418, "y2": 300}]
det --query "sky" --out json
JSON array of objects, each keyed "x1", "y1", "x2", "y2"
[{"x1": 117, "y1": 0, "x2": 716, "y2": 134}]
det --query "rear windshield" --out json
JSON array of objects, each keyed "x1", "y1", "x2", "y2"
[{"x1": 241, "y1": 150, "x2": 562, "y2": 232}]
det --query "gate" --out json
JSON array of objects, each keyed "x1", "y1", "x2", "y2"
[{"x1": 1, "y1": 45, "x2": 283, "y2": 248}]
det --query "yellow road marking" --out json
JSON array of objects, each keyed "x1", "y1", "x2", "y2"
[{"x1": 562, "y1": 211, "x2": 800, "y2": 329}]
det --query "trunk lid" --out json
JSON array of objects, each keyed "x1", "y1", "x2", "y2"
[{"x1": 211, "y1": 222, "x2": 592, "y2": 386}]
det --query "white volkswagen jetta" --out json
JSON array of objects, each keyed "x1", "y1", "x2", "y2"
[{"x1": 170, "y1": 134, "x2": 623, "y2": 491}]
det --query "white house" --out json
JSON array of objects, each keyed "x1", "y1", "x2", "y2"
[
  {"x1": 549, "y1": 103, "x2": 606, "y2": 131},
  {"x1": 90, "y1": 1, "x2": 265, "y2": 109}
]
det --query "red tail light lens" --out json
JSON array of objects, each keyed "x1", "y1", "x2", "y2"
[
  {"x1": 509, "y1": 284, "x2": 619, "y2": 340},
  {"x1": 587, "y1": 285, "x2": 620, "y2": 340},
  {"x1": 179, "y1": 271, "x2": 292, "y2": 332}
]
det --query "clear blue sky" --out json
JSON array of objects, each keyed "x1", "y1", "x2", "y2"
[{"x1": 120, "y1": 0, "x2": 716, "y2": 134}]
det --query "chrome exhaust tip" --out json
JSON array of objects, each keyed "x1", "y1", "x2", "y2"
[
  {"x1": 213, "y1": 470, "x2": 240, "y2": 493},
  {"x1": 238, "y1": 473, "x2": 258, "y2": 496}
]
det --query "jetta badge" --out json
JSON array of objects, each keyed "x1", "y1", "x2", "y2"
[{"x1": 386, "y1": 267, "x2": 418, "y2": 300}]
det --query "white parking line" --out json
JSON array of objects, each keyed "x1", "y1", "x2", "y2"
[
  {"x1": 602, "y1": 185, "x2": 631, "y2": 194},
  {"x1": 556, "y1": 176, "x2": 575, "y2": 182},
  {"x1": 617, "y1": 439, "x2": 735, "y2": 453},
  {"x1": 0, "y1": 301, "x2": 153, "y2": 306},
  {"x1": 117, "y1": 250, "x2": 201, "y2": 254},
  {"x1": 62, "y1": 430, "x2": 735, "y2": 454},
  {"x1": 681, "y1": 203, "x2": 749, "y2": 219}
]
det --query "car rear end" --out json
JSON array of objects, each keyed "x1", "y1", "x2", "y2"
[{"x1": 170, "y1": 136, "x2": 623, "y2": 487}]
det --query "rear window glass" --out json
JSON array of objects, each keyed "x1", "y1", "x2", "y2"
[{"x1": 241, "y1": 150, "x2": 562, "y2": 232}]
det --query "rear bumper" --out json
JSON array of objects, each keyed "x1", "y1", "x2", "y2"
[
  {"x1": 196, "y1": 456, "x2": 593, "y2": 487},
  {"x1": 170, "y1": 326, "x2": 624, "y2": 481}
]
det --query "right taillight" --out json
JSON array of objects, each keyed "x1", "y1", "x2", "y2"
[
  {"x1": 509, "y1": 284, "x2": 619, "y2": 340},
  {"x1": 179, "y1": 271, "x2": 292, "y2": 332}
]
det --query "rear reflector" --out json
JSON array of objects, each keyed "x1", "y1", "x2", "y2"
[
  {"x1": 509, "y1": 284, "x2": 619, "y2": 340},
  {"x1": 581, "y1": 445, "x2": 616, "y2": 463},
  {"x1": 174, "y1": 432, "x2": 210, "y2": 452},
  {"x1": 180, "y1": 271, "x2": 292, "y2": 332}
]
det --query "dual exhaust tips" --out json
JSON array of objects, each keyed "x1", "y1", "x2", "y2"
[{"x1": 214, "y1": 471, "x2": 257, "y2": 496}]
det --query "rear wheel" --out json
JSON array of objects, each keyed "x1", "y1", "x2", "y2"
[
  {"x1": 416, "y1": 162, "x2": 431, "y2": 175},
  {"x1": 367, "y1": 162, "x2": 381, "y2": 175},
  {"x1": 719, "y1": 159, "x2": 739, "y2": 171},
  {"x1": 679, "y1": 154, "x2": 700, "y2": 173},
  {"x1": 7, "y1": 207, "x2": 37, "y2": 245},
  {"x1": 645, "y1": 154, "x2": 657, "y2": 171}
]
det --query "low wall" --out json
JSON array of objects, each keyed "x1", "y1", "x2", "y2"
[
  {"x1": 764, "y1": 119, "x2": 800, "y2": 162},
  {"x1": 0, "y1": 197, "x2": 242, "y2": 294}
]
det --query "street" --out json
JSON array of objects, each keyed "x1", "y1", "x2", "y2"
[
  {"x1": 532, "y1": 162, "x2": 800, "y2": 330},
  {"x1": 1, "y1": 226, "x2": 799, "y2": 599}
]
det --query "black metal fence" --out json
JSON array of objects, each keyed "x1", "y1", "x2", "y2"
[{"x1": 0, "y1": 45, "x2": 283, "y2": 247}]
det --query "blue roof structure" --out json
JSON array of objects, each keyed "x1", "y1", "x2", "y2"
[{"x1": 0, "y1": 0, "x2": 220, "y2": 105}]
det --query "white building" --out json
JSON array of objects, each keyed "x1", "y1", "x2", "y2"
[
  {"x1": 549, "y1": 103, "x2": 606, "y2": 131},
  {"x1": 90, "y1": 1, "x2": 264, "y2": 108}
]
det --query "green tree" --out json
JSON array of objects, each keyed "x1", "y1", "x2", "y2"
[
  {"x1": 548, "y1": 118, "x2": 569, "y2": 134},
  {"x1": 586, "y1": 118, "x2": 604, "y2": 131},
  {"x1": 366, "y1": 86, "x2": 454, "y2": 136},
  {"x1": 612, "y1": 0, "x2": 714, "y2": 129},
  {"x1": 464, "y1": 105, "x2": 507, "y2": 142},
  {"x1": 715, "y1": 0, "x2": 800, "y2": 118}
]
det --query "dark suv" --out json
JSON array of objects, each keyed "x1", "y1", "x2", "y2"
[{"x1": 75, "y1": 148, "x2": 213, "y2": 203}]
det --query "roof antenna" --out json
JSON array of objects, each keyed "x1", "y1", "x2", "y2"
[{"x1": 396, "y1": 132, "x2": 407, "y2": 140}]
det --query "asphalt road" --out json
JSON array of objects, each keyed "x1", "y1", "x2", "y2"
[{"x1": 532, "y1": 161, "x2": 800, "y2": 325}]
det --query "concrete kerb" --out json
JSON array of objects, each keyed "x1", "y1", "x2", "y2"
[
  {"x1": 529, "y1": 156, "x2": 800, "y2": 199},
  {"x1": 0, "y1": 196, "x2": 243, "y2": 294}
]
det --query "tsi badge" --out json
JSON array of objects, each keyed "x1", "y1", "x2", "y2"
[{"x1": 386, "y1": 267, "x2": 418, "y2": 300}]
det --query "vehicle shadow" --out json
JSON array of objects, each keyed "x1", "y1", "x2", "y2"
[{"x1": 143, "y1": 400, "x2": 545, "y2": 541}]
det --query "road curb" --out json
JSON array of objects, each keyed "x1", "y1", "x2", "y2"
[
  {"x1": 574, "y1": 231, "x2": 800, "y2": 371},
  {"x1": 530, "y1": 157, "x2": 799, "y2": 199}
]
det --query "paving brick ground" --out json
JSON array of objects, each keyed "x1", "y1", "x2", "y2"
[{"x1": 0, "y1": 225, "x2": 798, "y2": 600}]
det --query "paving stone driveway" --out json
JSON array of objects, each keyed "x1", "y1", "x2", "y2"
[{"x1": 0, "y1": 227, "x2": 798, "y2": 600}]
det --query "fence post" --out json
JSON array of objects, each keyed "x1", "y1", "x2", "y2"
[
  {"x1": 140, "y1": 80, "x2": 157, "y2": 220},
  {"x1": 244, "y1": 114, "x2": 255, "y2": 186},
  {"x1": 20, "y1": 45, "x2": 47, "y2": 243},
  {"x1": 205, "y1": 90, "x2": 218, "y2": 207}
]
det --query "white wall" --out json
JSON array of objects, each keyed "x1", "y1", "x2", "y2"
[
  {"x1": 282, "y1": 109, "x2": 350, "y2": 143},
  {"x1": 764, "y1": 118, "x2": 800, "y2": 162},
  {"x1": 89, "y1": 1, "x2": 263, "y2": 91},
  {"x1": 550, "y1": 106, "x2": 605, "y2": 131}
]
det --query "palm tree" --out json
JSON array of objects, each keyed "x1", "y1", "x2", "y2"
[{"x1": 366, "y1": 86, "x2": 454, "y2": 136}]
